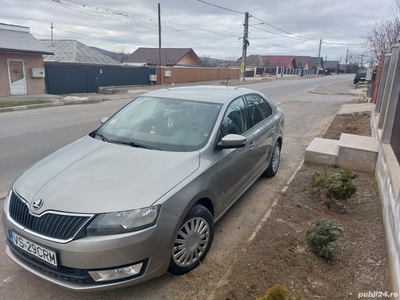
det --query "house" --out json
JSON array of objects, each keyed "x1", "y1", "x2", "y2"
[
  {"x1": 40, "y1": 40, "x2": 121, "y2": 65},
  {"x1": 238, "y1": 55, "x2": 297, "y2": 68},
  {"x1": 0, "y1": 23, "x2": 53, "y2": 96},
  {"x1": 311, "y1": 57, "x2": 324, "y2": 69},
  {"x1": 124, "y1": 48, "x2": 202, "y2": 67},
  {"x1": 39, "y1": 40, "x2": 154, "y2": 95},
  {"x1": 325, "y1": 60, "x2": 340, "y2": 73},
  {"x1": 294, "y1": 56, "x2": 312, "y2": 69},
  {"x1": 259, "y1": 55, "x2": 297, "y2": 68}
]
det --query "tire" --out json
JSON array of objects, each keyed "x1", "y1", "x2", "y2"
[
  {"x1": 263, "y1": 141, "x2": 281, "y2": 177},
  {"x1": 168, "y1": 204, "x2": 214, "y2": 275}
]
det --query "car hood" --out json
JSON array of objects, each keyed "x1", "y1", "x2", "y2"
[{"x1": 13, "y1": 136, "x2": 200, "y2": 214}]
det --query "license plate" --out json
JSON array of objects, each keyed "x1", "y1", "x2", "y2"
[{"x1": 9, "y1": 230, "x2": 57, "y2": 267}]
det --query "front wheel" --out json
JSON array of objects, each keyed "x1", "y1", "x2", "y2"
[
  {"x1": 263, "y1": 141, "x2": 281, "y2": 177},
  {"x1": 168, "y1": 204, "x2": 214, "y2": 275}
]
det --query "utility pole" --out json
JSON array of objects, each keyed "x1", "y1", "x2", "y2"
[
  {"x1": 158, "y1": 3, "x2": 162, "y2": 85},
  {"x1": 51, "y1": 23, "x2": 54, "y2": 46},
  {"x1": 345, "y1": 49, "x2": 349, "y2": 74},
  {"x1": 317, "y1": 39, "x2": 322, "y2": 69},
  {"x1": 240, "y1": 12, "x2": 249, "y2": 82}
]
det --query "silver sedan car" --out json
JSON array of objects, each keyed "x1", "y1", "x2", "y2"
[{"x1": 2, "y1": 85, "x2": 284, "y2": 291}]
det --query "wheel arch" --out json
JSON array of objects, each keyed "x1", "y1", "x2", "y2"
[{"x1": 195, "y1": 197, "x2": 214, "y2": 217}]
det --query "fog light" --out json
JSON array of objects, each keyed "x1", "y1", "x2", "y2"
[{"x1": 89, "y1": 262, "x2": 143, "y2": 282}]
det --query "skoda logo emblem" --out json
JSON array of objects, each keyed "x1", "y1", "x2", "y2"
[{"x1": 32, "y1": 197, "x2": 44, "y2": 210}]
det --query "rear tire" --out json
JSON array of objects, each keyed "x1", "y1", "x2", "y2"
[
  {"x1": 168, "y1": 204, "x2": 214, "y2": 275},
  {"x1": 263, "y1": 141, "x2": 281, "y2": 178}
]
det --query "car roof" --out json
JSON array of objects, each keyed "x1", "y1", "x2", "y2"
[{"x1": 141, "y1": 85, "x2": 261, "y2": 104}]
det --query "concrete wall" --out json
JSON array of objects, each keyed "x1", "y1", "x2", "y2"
[
  {"x1": 373, "y1": 117, "x2": 400, "y2": 296},
  {"x1": 0, "y1": 52, "x2": 46, "y2": 96},
  {"x1": 373, "y1": 43, "x2": 400, "y2": 297}
]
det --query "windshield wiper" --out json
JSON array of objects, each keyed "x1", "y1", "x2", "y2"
[
  {"x1": 93, "y1": 131, "x2": 110, "y2": 142},
  {"x1": 110, "y1": 140, "x2": 161, "y2": 150}
]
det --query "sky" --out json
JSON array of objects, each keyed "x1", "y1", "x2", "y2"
[{"x1": 1, "y1": 0, "x2": 398, "y2": 62}]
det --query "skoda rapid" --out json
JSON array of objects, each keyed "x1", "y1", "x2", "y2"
[{"x1": 2, "y1": 85, "x2": 284, "y2": 291}]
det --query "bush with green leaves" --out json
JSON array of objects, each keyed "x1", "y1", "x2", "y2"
[
  {"x1": 257, "y1": 284, "x2": 302, "y2": 300},
  {"x1": 306, "y1": 220, "x2": 344, "y2": 259},
  {"x1": 311, "y1": 170, "x2": 357, "y2": 205}
]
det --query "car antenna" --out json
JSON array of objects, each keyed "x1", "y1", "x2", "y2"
[{"x1": 225, "y1": 75, "x2": 230, "y2": 86}]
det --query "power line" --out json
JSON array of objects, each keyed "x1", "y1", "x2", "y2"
[
  {"x1": 250, "y1": 25, "x2": 318, "y2": 43},
  {"x1": 51, "y1": 0, "x2": 242, "y2": 39},
  {"x1": 250, "y1": 15, "x2": 293, "y2": 36},
  {"x1": 197, "y1": 0, "x2": 244, "y2": 15}
]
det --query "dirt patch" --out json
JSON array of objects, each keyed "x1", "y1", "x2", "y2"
[
  {"x1": 322, "y1": 111, "x2": 371, "y2": 140},
  {"x1": 212, "y1": 113, "x2": 391, "y2": 300}
]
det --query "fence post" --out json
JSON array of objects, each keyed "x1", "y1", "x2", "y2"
[
  {"x1": 378, "y1": 46, "x2": 399, "y2": 130},
  {"x1": 375, "y1": 54, "x2": 391, "y2": 113},
  {"x1": 381, "y1": 44, "x2": 400, "y2": 143}
]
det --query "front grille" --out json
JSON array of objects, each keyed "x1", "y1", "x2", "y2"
[{"x1": 9, "y1": 191, "x2": 91, "y2": 241}]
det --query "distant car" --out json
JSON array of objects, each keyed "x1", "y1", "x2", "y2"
[
  {"x1": 354, "y1": 68, "x2": 367, "y2": 84},
  {"x1": 2, "y1": 85, "x2": 284, "y2": 291}
]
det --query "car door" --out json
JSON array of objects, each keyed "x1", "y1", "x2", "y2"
[
  {"x1": 244, "y1": 93, "x2": 276, "y2": 175},
  {"x1": 215, "y1": 96, "x2": 257, "y2": 215}
]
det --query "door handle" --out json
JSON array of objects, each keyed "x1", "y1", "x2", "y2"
[{"x1": 249, "y1": 141, "x2": 255, "y2": 149}]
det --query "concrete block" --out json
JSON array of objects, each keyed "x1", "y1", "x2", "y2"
[
  {"x1": 305, "y1": 138, "x2": 339, "y2": 166},
  {"x1": 338, "y1": 133, "x2": 378, "y2": 172}
]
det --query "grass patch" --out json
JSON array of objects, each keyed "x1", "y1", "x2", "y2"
[{"x1": 0, "y1": 99, "x2": 51, "y2": 108}]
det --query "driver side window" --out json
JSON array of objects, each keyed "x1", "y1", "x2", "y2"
[{"x1": 219, "y1": 97, "x2": 249, "y2": 140}]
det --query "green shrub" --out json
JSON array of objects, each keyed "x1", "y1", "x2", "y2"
[
  {"x1": 311, "y1": 170, "x2": 357, "y2": 206},
  {"x1": 257, "y1": 284, "x2": 302, "y2": 300},
  {"x1": 306, "y1": 220, "x2": 344, "y2": 259},
  {"x1": 325, "y1": 170, "x2": 357, "y2": 200}
]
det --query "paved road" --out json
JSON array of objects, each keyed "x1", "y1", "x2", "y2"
[{"x1": 0, "y1": 74, "x2": 357, "y2": 299}]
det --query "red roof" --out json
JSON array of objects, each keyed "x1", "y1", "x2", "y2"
[{"x1": 260, "y1": 55, "x2": 296, "y2": 67}]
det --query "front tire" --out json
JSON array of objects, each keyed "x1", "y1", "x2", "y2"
[
  {"x1": 168, "y1": 204, "x2": 214, "y2": 275},
  {"x1": 263, "y1": 141, "x2": 281, "y2": 177}
]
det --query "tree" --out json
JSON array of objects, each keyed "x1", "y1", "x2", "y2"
[
  {"x1": 109, "y1": 45, "x2": 130, "y2": 63},
  {"x1": 365, "y1": 2, "x2": 400, "y2": 62}
]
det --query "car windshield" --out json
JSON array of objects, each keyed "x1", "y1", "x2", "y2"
[{"x1": 93, "y1": 96, "x2": 222, "y2": 152}]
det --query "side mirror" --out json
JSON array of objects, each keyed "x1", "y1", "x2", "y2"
[
  {"x1": 217, "y1": 134, "x2": 246, "y2": 149},
  {"x1": 100, "y1": 117, "x2": 109, "y2": 124}
]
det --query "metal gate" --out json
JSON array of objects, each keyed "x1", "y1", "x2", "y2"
[{"x1": 44, "y1": 63, "x2": 155, "y2": 95}]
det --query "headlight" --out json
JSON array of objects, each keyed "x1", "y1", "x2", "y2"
[{"x1": 86, "y1": 205, "x2": 160, "y2": 236}]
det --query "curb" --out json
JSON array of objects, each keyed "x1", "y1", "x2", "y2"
[
  {"x1": 0, "y1": 98, "x2": 109, "y2": 113},
  {"x1": 309, "y1": 89, "x2": 360, "y2": 96}
]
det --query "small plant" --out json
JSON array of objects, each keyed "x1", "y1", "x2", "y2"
[
  {"x1": 306, "y1": 220, "x2": 344, "y2": 259},
  {"x1": 325, "y1": 170, "x2": 357, "y2": 200},
  {"x1": 311, "y1": 170, "x2": 357, "y2": 208},
  {"x1": 296, "y1": 204, "x2": 311, "y2": 211},
  {"x1": 257, "y1": 284, "x2": 302, "y2": 300}
]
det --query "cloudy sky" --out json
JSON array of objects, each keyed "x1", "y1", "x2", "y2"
[{"x1": 1, "y1": 0, "x2": 397, "y2": 62}]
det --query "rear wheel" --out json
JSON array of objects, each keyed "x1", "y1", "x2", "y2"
[
  {"x1": 168, "y1": 204, "x2": 214, "y2": 275},
  {"x1": 263, "y1": 141, "x2": 281, "y2": 177}
]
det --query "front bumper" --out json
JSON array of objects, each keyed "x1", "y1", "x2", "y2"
[{"x1": 2, "y1": 207, "x2": 179, "y2": 291}]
